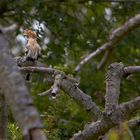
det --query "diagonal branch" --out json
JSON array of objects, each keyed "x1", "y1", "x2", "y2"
[
  {"x1": 97, "y1": 49, "x2": 113, "y2": 70},
  {"x1": 75, "y1": 14, "x2": 140, "y2": 73},
  {"x1": 19, "y1": 66, "x2": 102, "y2": 120},
  {"x1": 0, "y1": 24, "x2": 17, "y2": 33}
]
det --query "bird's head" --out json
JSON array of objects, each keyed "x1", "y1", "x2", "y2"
[{"x1": 23, "y1": 29, "x2": 37, "y2": 39}]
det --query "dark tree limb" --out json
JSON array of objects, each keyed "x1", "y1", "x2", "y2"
[
  {"x1": 75, "y1": 14, "x2": 140, "y2": 73},
  {"x1": 0, "y1": 33, "x2": 47, "y2": 140}
]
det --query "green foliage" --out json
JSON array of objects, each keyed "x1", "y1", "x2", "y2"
[
  {"x1": 1, "y1": 1, "x2": 140, "y2": 139},
  {"x1": 8, "y1": 123, "x2": 21, "y2": 140}
]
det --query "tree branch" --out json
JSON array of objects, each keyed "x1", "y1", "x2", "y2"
[
  {"x1": 0, "y1": 24, "x2": 17, "y2": 33},
  {"x1": 71, "y1": 63, "x2": 140, "y2": 140},
  {"x1": 128, "y1": 118, "x2": 140, "y2": 129},
  {"x1": 105, "y1": 63, "x2": 124, "y2": 113},
  {"x1": 97, "y1": 49, "x2": 113, "y2": 70},
  {"x1": 123, "y1": 66, "x2": 140, "y2": 76},
  {"x1": 19, "y1": 66, "x2": 102, "y2": 120},
  {"x1": 71, "y1": 96, "x2": 140, "y2": 140},
  {"x1": 75, "y1": 14, "x2": 140, "y2": 73}
]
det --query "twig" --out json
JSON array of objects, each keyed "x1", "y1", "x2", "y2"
[
  {"x1": 75, "y1": 14, "x2": 140, "y2": 73},
  {"x1": 38, "y1": 88, "x2": 52, "y2": 96},
  {"x1": 97, "y1": 49, "x2": 113, "y2": 70}
]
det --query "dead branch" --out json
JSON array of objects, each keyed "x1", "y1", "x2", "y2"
[
  {"x1": 128, "y1": 118, "x2": 140, "y2": 129},
  {"x1": 19, "y1": 66, "x2": 102, "y2": 120},
  {"x1": 97, "y1": 49, "x2": 113, "y2": 70},
  {"x1": 71, "y1": 96, "x2": 140, "y2": 140},
  {"x1": 19, "y1": 61, "x2": 140, "y2": 139},
  {"x1": 123, "y1": 66, "x2": 140, "y2": 76},
  {"x1": 0, "y1": 24, "x2": 17, "y2": 33},
  {"x1": 75, "y1": 14, "x2": 140, "y2": 73},
  {"x1": 71, "y1": 63, "x2": 140, "y2": 140}
]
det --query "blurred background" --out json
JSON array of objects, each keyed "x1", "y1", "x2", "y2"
[{"x1": 0, "y1": 1, "x2": 140, "y2": 139}]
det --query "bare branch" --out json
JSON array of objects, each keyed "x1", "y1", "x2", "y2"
[
  {"x1": 71, "y1": 63, "x2": 140, "y2": 140},
  {"x1": 19, "y1": 66, "x2": 102, "y2": 120},
  {"x1": 0, "y1": 24, "x2": 17, "y2": 33},
  {"x1": 128, "y1": 118, "x2": 140, "y2": 129},
  {"x1": 38, "y1": 88, "x2": 52, "y2": 96},
  {"x1": 75, "y1": 14, "x2": 140, "y2": 72},
  {"x1": 97, "y1": 49, "x2": 113, "y2": 70},
  {"x1": 119, "y1": 96, "x2": 140, "y2": 119},
  {"x1": 71, "y1": 96, "x2": 140, "y2": 140},
  {"x1": 105, "y1": 63, "x2": 124, "y2": 113},
  {"x1": 51, "y1": 74, "x2": 61, "y2": 98},
  {"x1": 123, "y1": 66, "x2": 140, "y2": 77}
]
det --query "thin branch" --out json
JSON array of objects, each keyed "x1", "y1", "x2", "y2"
[
  {"x1": 123, "y1": 66, "x2": 140, "y2": 77},
  {"x1": 128, "y1": 118, "x2": 140, "y2": 129},
  {"x1": 97, "y1": 49, "x2": 113, "y2": 70},
  {"x1": 38, "y1": 88, "x2": 52, "y2": 96},
  {"x1": 19, "y1": 66, "x2": 102, "y2": 120},
  {"x1": 75, "y1": 14, "x2": 140, "y2": 73},
  {"x1": 51, "y1": 74, "x2": 61, "y2": 98},
  {"x1": 0, "y1": 24, "x2": 17, "y2": 33},
  {"x1": 105, "y1": 63, "x2": 124, "y2": 113}
]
